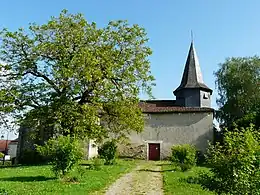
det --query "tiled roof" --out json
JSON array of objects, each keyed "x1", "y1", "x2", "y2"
[
  {"x1": 10, "y1": 138, "x2": 18, "y2": 143},
  {"x1": 139, "y1": 100, "x2": 214, "y2": 113},
  {"x1": 0, "y1": 140, "x2": 12, "y2": 151}
]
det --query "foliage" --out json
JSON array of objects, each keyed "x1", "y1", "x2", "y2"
[
  {"x1": 0, "y1": 188, "x2": 9, "y2": 195},
  {"x1": 0, "y1": 152, "x2": 4, "y2": 158},
  {"x1": 0, "y1": 161, "x2": 12, "y2": 167},
  {"x1": 76, "y1": 165, "x2": 87, "y2": 178},
  {"x1": 36, "y1": 135, "x2": 83, "y2": 177},
  {"x1": 234, "y1": 112, "x2": 260, "y2": 130},
  {"x1": 203, "y1": 125, "x2": 260, "y2": 195},
  {"x1": 0, "y1": 9, "x2": 155, "y2": 140},
  {"x1": 162, "y1": 164, "x2": 214, "y2": 195},
  {"x1": 171, "y1": 144, "x2": 197, "y2": 171},
  {"x1": 0, "y1": 159, "x2": 136, "y2": 194},
  {"x1": 98, "y1": 140, "x2": 117, "y2": 165},
  {"x1": 19, "y1": 149, "x2": 46, "y2": 165},
  {"x1": 88, "y1": 157, "x2": 103, "y2": 170},
  {"x1": 215, "y1": 57, "x2": 260, "y2": 128},
  {"x1": 0, "y1": 65, "x2": 17, "y2": 132},
  {"x1": 196, "y1": 150, "x2": 206, "y2": 166}
]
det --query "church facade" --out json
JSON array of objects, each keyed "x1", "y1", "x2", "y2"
[{"x1": 118, "y1": 42, "x2": 214, "y2": 160}]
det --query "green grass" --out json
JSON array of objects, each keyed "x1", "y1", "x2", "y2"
[
  {"x1": 0, "y1": 159, "x2": 137, "y2": 195},
  {"x1": 162, "y1": 163, "x2": 215, "y2": 195}
]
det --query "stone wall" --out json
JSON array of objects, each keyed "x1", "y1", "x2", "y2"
[
  {"x1": 117, "y1": 142, "x2": 146, "y2": 159},
  {"x1": 118, "y1": 111, "x2": 213, "y2": 159}
]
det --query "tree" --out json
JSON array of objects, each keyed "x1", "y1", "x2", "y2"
[
  {"x1": 203, "y1": 125, "x2": 260, "y2": 195},
  {"x1": 0, "y1": 10, "x2": 155, "y2": 141},
  {"x1": 214, "y1": 57, "x2": 260, "y2": 128},
  {"x1": 0, "y1": 61, "x2": 16, "y2": 135}
]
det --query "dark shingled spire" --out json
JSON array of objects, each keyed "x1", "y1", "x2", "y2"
[{"x1": 173, "y1": 42, "x2": 212, "y2": 95}]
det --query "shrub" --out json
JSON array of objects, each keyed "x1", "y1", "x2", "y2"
[
  {"x1": 89, "y1": 157, "x2": 103, "y2": 170},
  {"x1": 171, "y1": 144, "x2": 197, "y2": 171},
  {"x1": 98, "y1": 140, "x2": 117, "y2": 165},
  {"x1": 0, "y1": 152, "x2": 4, "y2": 159},
  {"x1": 19, "y1": 149, "x2": 46, "y2": 165},
  {"x1": 203, "y1": 125, "x2": 260, "y2": 195},
  {"x1": 76, "y1": 165, "x2": 87, "y2": 179},
  {"x1": 0, "y1": 161, "x2": 12, "y2": 167},
  {"x1": 195, "y1": 150, "x2": 206, "y2": 166},
  {"x1": 61, "y1": 165, "x2": 87, "y2": 183},
  {"x1": 36, "y1": 135, "x2": 83, "y2": 178}
]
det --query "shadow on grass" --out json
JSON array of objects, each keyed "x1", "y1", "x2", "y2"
[
  {"x1": 138, "y1": 168, "x2": 177, "y2": 173},
  {"x1": 0, "y1": 163, "x2": 50, "y2": 169},
  {"x1": 179, "y1": 176, "x2": 201, "y2": 184},
  {"x1": 80, "y1": 163, "x2": 92, "y2": 167},
  {"x1": 178, "y1": 173, "x2": 217, "y2": 193},
  {"x1": 118, "y1": 156, "x2": 136, "y2": 160},
  {"x1": 155, "y1": 163, "x2": 171, "y2": 166},
  {"x1": 0, "y1": 176, "x2": 56, "y2": 182}
]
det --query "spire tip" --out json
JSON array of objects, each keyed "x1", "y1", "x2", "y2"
[{"x1": 191, "y1": 30, "x2": 194, "y2": 43}]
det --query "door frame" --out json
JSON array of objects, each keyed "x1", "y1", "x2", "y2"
[{"x1": 145, "y1": 140, "x2": 163, "y2": 160}]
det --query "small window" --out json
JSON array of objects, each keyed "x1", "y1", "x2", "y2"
[{"x1": 203, "y1": 93, "x2": 209, "y2": 99}]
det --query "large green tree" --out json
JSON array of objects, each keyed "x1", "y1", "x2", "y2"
[
  {"x1": 0, "y1": 64, "x2": 16, "y2": 135},
  {"x1": 0, "y1": 10, "x2": 155, "y2": 141},
  {"x1": 215, "y1": 56, "x2": 260, "y2": 128}
]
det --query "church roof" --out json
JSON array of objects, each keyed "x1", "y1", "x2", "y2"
[
  {"x1": 0, "y1": 140, "x2": 12, "y2": 152},
  {"x1": 139, "y1": 100, "x2": 214, "y2": 113},
  {"x1": 173, "y1": 42, "x2": 212, "y2": 94}
]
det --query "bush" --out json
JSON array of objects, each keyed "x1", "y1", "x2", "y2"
[
  {"x1": 19, "y1": 149, "x2": 46, "y2": 165},
  {"x1": 203, "y1": 125, "x2": 260, "y2": 195},
  {"x1": 171, "y1": 144, "x2": 197, "y2": 171},
  {"x1": 0, "y1": 152, "x2": 4, "y2": 159},
  {"x1": 89, "y1": 157, "x2": 103, "y2": 170},
  {"x1": 36, "y1": 136, "x2": 83, "y2": 178},
  {"x1": 196, "y1": 150, "x2": 206, "y2": 166},
  {"x1": 98, "y1": 140, "x2": 117, "y2": 165},
  {"x1": 76, "y1": 165, "x2": 87, "y2": 179},
  {"x1": 0, "y1": 161, "x2": 12, "y2": 167}
]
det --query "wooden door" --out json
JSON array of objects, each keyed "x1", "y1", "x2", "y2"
[{"x1": 148, "y1": 143, "x2": 160, "y2": 160}]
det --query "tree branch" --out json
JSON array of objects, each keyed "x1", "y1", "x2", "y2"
[{"x1": 27, "y1": 70, "x2": 61, "y2": 95}]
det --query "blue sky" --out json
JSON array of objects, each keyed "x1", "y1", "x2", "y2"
[{"x1": 1, "y1": 0, "x2": 260, "y2": 139}]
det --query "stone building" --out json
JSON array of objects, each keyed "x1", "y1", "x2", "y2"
[
  {"x1": 16, "y1": 41, "x2": 214, "y2": 162},
  {"x1": 118, "y1": 41, "x2": 214, "y2": 160}
]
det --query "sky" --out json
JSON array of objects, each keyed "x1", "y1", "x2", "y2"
[{"x1": 1, "y1": 0, "x2": 260, "y2": 139}]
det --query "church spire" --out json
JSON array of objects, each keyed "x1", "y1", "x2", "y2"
[{"x1": 173, "y1": 42, "x2": 212, "y2": 95}]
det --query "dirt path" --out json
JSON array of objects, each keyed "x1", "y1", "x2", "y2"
[{"x1": 105, "y1": 161, "x2": 164, "y2": 195}]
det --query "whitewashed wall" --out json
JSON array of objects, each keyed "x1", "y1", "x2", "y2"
[
  {"x1": 87, "y1": 140, "x2": 98, "y2": 159},
  {"x1": 8, "y1": 143, "x2": 18, "y2": 158},
  {"x1": 118, "y1": 112, "x2": 214, "y2": 159}
]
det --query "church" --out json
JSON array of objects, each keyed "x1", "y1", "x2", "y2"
[
  {"x1": 117, "y1": 41, "x2": 214, "y2": 160},
  {"x1": 17, "y1": 41, "x2": 214, "y2": 162}
]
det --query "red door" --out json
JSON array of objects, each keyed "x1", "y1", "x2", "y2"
[{"x1": 148, "y1": 143, "x2": 160, "y2": 160}]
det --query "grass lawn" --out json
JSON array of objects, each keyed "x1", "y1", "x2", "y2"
[
  {"x1": 162, "y1": 163, "x2": 215, "y2": 195},
  {"x1": 0, "y1": 159, "x2": 137, "y2": 195}
]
